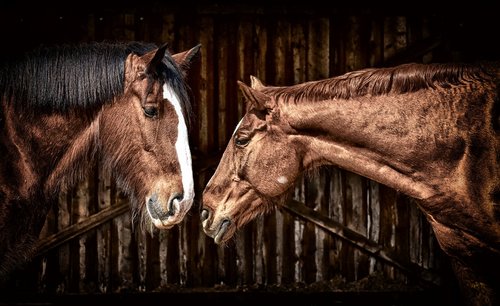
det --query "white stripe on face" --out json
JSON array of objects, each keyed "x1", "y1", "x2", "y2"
[
  {"x1": 232, "y1": 118, "x2": 244, "y2": 136},
  {"x1": 163, "y1": 83, "x2": 195, "y2": 204},
  {"x1": 205, "y1": 118, "x2": 244, "y2": 189}
]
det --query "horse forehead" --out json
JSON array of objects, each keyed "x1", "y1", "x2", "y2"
[
  {"x1": 240, "y1": 112, "x2": 266, "y2": 129},
  {"x1": 163, "y1": 83, "x2": 184, "y2": 120}
]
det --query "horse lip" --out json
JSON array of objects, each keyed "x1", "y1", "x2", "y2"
[
  {"x1": 214, "y1": 219, "x2": 231, "y2": 244},
  {"x1": 147, "y1": 195, "x2": 163, "y2": 220}
]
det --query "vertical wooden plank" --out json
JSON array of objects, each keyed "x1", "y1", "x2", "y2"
[
  {"x1": 84, "y1": 164, "x2": 99, "y2": 292},
  {"x1": 370, "y1": 15, "x2": 385, "y2": 67},
  {"x1": 368, "y1": 180, "x2": 381, "y2": 274},
  {"x1": 394, "y1": 194, "x2": 410, "y2": 282},
  {"x1": 165, "y1": 228, "x2": 180, "y2": 285},
  {"x1": 160, "y1": 13, "x2": 175, "y2": 44},
  {"x1": 253, "y1": 17, "x2": 268, "y2": 84},
  {"x1": 307, "y1": 17, "x2": 330, "y2": 80},
  {"x1": 57, "y1": 192, "x2": 71, "y2": 291},
  {"x1": 195, "y1": 16, "x2": 215, "y2": 154},
  {"x1": 292, "y1": 17, "x2": 307, "y2": 84},
  {"x1": 158, "y1": 230, "x2": 168, "y2": 287},
  {"x1": 113, "y1": 193, "x2": 135, "y2": 291},
  {"x1": 378, "y1": 185, "x2": 397, "y2": 279},
  {"x1": 145, "y1": 233, "x2": 160, "y2": 290},
  {"x1": 326, "y1": 168, "x2": 344, "y2": 279},
  {"x1": 293, "y1": 176, "x2": 307, "y2": 283},
  {"x1": 383, "y1": 16, "x2": 408, "y2": 63},
  {"x1": 191, "y1": 15, "x2": 213, "y2": 288},
  {"x1": 73, "y1": 179, "x2": 89, "y2": 292},
  {"x1": 349, "y1": 173, "x2": 370, "y2": 280},
  {"x1": 409, "y1": 198, "x2": 423, "y2": 266},
  {"x1": 97, "y1": 165, "x2": 112, "y2": 293},
  {"x1": 216, "y1": 17, "x2": 229, "y2": 150}
]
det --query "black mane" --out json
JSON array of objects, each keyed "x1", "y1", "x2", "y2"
[{"x1": 0, "y1": 41, "x2": 191, "y2": 124}]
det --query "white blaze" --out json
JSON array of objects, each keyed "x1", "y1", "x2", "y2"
[
  {"x1": 205, "y1": 118, "x2": 245, "y2": 188},
  {"x1": 232, "y1": 118, "x2": 244, "y2": 136},
  {"x1": 163, "y1": 83, "x2": 195, "y2": 204}
]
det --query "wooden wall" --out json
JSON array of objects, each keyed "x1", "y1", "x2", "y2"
[{"x1": 1, "y1": 0, "x2": 497, "y2": 298}]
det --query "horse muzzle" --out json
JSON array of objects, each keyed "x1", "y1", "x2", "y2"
[
  {"x1": 147, "y1": 191, "x2": 193, "y2": 229},
  {"x1": 200, "y1": 208, "x2": 233, "y2": 244}
]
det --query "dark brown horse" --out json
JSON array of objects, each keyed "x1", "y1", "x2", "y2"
[
  {"x1": 201, "y1": 62, "x2": 500, "y2": 305},
  {"x1": 0, "y1": 41, "x2": 200, "y2": 280}
]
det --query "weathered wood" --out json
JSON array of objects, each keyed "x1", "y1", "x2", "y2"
[
  {"x1": 281, "y1": 199, "x2": 441, "y2": 286},
  {"x1": 35, "y1": 203, "x2": 129, "y2": 256}
]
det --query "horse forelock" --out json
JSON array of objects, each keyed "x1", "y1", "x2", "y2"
[{"x1": 263, "y1": 62, "x2": 495, "y2": 103}]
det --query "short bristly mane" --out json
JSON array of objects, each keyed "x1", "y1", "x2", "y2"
[
  {"x1": 262, "y1": 62, "x2": 496, "y2": 102},
  {"x1": 0, "y1": 42, "x2": 192, "y2": 126}
]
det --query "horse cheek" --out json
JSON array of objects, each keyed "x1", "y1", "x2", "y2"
[
  {"x1": 275, "y1": 148, "x2": 300, "y2": 194},
  {"x1": 257, "y1": 143, "x2": 299, "y2": 197}
]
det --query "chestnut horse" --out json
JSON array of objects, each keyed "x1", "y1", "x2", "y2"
[
  {"x1": 201, "y1": 62, "x2": 500, "y2": 305},
  {"x1": 0, "y1": 41, "x2": 200, "y2": 280}
]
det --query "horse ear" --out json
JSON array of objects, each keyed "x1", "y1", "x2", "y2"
[
  {"x1": 172, "y1": 44, "x2": 202, "y2": 72},
  {"x1": 250, "y1": 75, "x2": 265, "y2": 90},
  {"x1": 145, "y1": 43, "x2": 169, "y2": 76},
  {"x1": 237, "y1": 80, "x2": 273, "y2": 111}
]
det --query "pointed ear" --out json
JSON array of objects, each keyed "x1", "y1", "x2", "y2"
[
  {"x1": 237, "y1": 80, "x2": 274, "y2": 111},
  {"x1": 145, "y1": 43, "x2": 169, "y2": 77},
  {"x1": 172, "y1": 44, "x2": 201, "y2": 73},
  {"x1": 250, "y1": 75, "x2": 265, "y2": 90}
]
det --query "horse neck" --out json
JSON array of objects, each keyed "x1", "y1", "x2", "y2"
[
  {"x1": 3, "y1": 105, "x2": 99, "y2": 197},
  {"x1": 281, "y1": 91, "x2": 460, "y2": 201}
]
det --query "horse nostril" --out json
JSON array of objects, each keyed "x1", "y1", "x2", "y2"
[
  {"x1": 200, "y1": 208, "x2": 209, "y2": 222},
  {"x1": 168, "y1": 193, "x2": 183, "y2": 216}
]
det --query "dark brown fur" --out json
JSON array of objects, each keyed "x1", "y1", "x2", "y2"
[
  {"x1": 201, "y1": 62, "x2": 500, "y2": 306},
  {"x1": 0, "y1": 42, "x2": 200, "y2": 281}
]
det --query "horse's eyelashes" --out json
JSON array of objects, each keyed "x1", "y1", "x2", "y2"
[
  {"x1": 235, "y1": 137, "x2": 250, "y2": 147},
  {"x1": 143, "y1": 106, "x2": 158, "y2": 118}
]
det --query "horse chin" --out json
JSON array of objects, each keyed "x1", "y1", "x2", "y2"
[{"x1": 151, "y1": 218, "x2": 176, "y2": 230}]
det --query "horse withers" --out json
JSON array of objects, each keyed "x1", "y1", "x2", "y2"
[
  {"x1": 201, "y1": 62, "x2": 500, "y2": 306},
  {"x1": 0, "y1": 42, "x2": 200, "y2": 279}
]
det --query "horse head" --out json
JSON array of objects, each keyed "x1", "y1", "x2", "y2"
[
  {"x1": 100, "y1": 44, "x2": 200, "y2": 231},
  {"x1": 201, "y1": 78, "x2": 302, "y2": 244}
]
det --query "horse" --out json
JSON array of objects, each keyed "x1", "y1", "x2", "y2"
[
  {"x1": 0, "y1": 41, "x2": 200, "y2": 281},
  {"x1": 200, "y1": 61, "x2": 500, "y2": 306}
]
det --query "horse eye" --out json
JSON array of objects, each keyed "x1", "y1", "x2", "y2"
[
  {"x1": 235, "y1": 137, "x2": 250, "y2": 147},
  {"x1": 143, "y1": 106, "x2": 158, "y2": 118}
]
